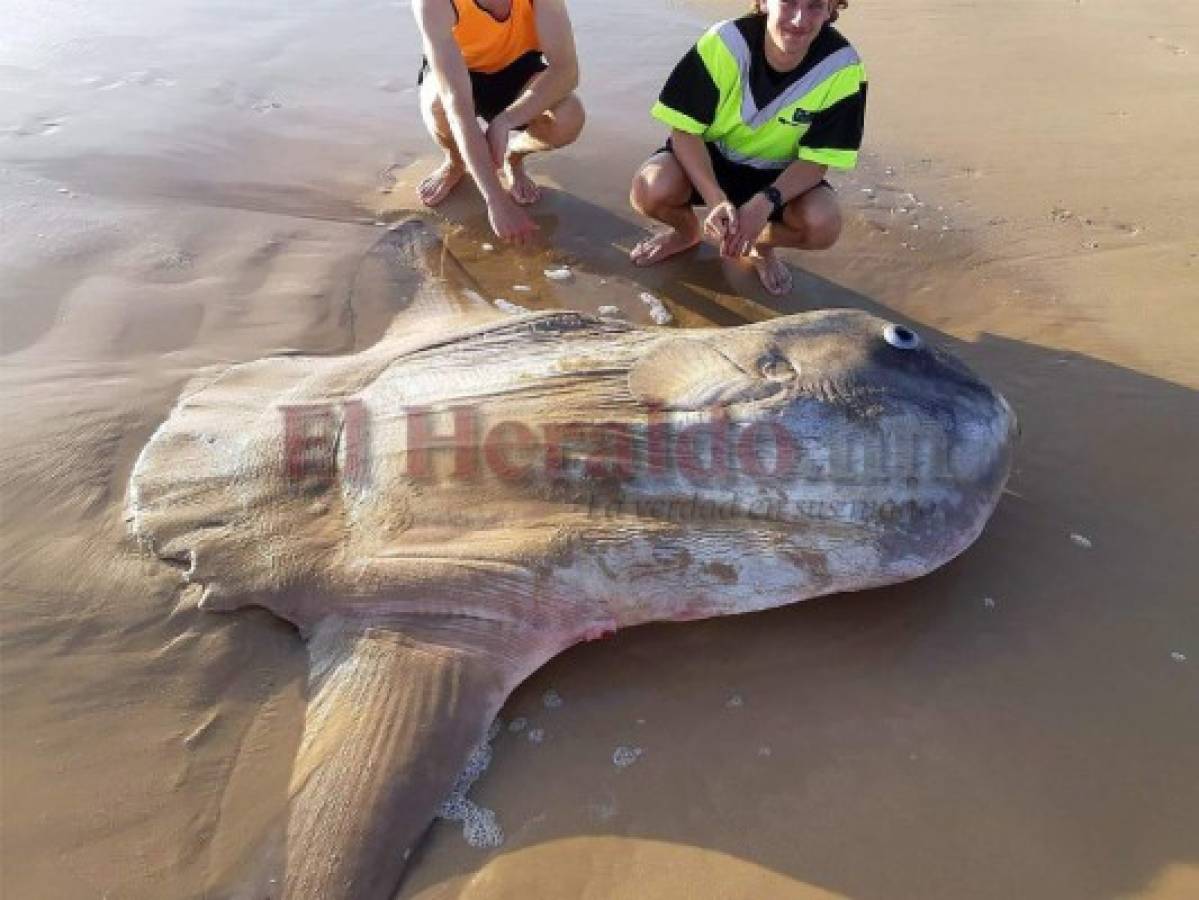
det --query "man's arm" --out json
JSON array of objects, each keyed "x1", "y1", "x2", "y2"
[
  {"x1": 414, "y1": 0, "x2": 503, "y2": 200},
  {"x1": 500, "y1": 0, "x2": 579, "y2": 128},
  {"x1": 483, "y1": 0, "x2": 579, "y2": 166},
  {"x1": 414, "y1": 0, "x2": 535, "y2": 241},
  {"x1": 770, "y1": 159, "x2": 828, "y2": 203},
  {"x1": 672, "y1": 129, "x2": 750, "y2": 256},
  {"x1": 670, "y1": 129, "x2": 724, "y2": 208}
]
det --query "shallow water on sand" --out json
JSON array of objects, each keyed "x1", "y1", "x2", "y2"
[{"x1": 2, "y1": 1, "x2": 1197, "y2": 898}]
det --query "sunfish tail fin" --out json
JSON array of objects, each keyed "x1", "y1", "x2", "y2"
[{"x1": 278, "y1": 618, "x2": 543, "y2": 900}]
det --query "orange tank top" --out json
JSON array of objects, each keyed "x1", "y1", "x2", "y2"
[{"x1": 452, "y1": 0, "x2": 541, "y2": 75}]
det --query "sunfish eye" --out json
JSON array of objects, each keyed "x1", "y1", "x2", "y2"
[
  {"x1": 883, "y1": 323, "x2": 922, "y2": 350},
  {"x1": 759, "y1": 353, "x2": 797, "y2": 381}
]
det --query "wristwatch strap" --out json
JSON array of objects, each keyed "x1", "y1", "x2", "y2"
[{"x1": 761, "y1": 186, "x2": 785, "y2": 217}]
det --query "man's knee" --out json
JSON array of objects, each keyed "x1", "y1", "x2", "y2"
[
  {"x1": 784, "y1": 191, "x2": 842, "y2": 249},
  {"x1": 630, "y1": 164, "x2": 670, "y2": 215},
  {"x1": 529, "y1": 94, "x2": 585, "y2": 147},
  {"x1": 554, "y1": 94, "x2": 586, "y2": 144}
]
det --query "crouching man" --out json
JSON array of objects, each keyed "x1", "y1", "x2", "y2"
[
  {"x1": 630, "y1": 0, "x2": 866, "y2": 295},
  {"x1": 414, "y1": 0, "x2": 585, "y2": 244}
]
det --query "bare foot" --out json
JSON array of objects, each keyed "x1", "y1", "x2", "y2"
[
  {"x1": 418, "y1": 157, "x2": 465, "y2": 207},
  {"x1": 505, "y1": 155, "x2": 541, "y2": 206},
  {"x1": 630, "y1": 228, "x2": 700, "y2": 267},
  {"x1": 748, "y1": 247, "x2": 793, "y2": 295}
]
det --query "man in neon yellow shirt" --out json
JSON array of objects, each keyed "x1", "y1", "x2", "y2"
[{"x1": 629, "y1": 0, "x2": 866, "y2": 295}]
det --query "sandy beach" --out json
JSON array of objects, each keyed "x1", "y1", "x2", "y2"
[{"x1": 2, "y1": 1, "x2": 1197, "y2": 898}]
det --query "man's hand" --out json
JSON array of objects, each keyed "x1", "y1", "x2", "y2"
[
  {"x1": 703, "y1": 200, "x2": 739, "y2": 256},
  {"x1": 485, "y1": 113, "x2": 513, "y2": 169},
  {"x1": 729, "y1": 193, "x2": 773, "y2": 257},
  {"x1": 487, "y1": 192, "x2": 539, "y2": 245}
]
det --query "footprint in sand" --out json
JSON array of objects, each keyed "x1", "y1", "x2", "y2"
[
  {"x1": 8, "y1": 117, "x2": 64, "y2": 138},
  {"x1": 376, "y1": 160, "x2": 417, "y2": 194},
  {"x1": 95, "y1": 70, "x2": 177, "y2": 91},
  {"x1": 376, "y1": 78, "x2": 414, "y2": 93},
  {"x1": 1049, "y1": 204, "x2": 1144, "y2": 241},
  {"x1": 1149, "y1": 35, "x2": 1188, "y2": 55},
  {"x1": 210, "y1": 81, "x2": 282, "y2": 112}
]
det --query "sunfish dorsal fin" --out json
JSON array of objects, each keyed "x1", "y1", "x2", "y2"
[
  {"x1": 266, "y1": 616, "x2": 555, "y2": 900},
  {"x1": 352, "y1": 219, "x2": 502, "y2": 341}
]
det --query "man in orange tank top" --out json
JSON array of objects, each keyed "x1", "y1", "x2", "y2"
[{"x1": 414, "y1": 0, "x2": 585, "y2": 244}]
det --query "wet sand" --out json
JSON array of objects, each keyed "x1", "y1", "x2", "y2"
[{"x1": 2, "y1": 1, "x2": 1197, "y2": 898}]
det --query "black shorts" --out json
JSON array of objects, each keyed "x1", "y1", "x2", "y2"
[
  {"x1": 418, "y1": 51, "x2": 547, "y2": 124},
  {"x1": 655, "y1": 137, "x2": 832, "y2": 223}
]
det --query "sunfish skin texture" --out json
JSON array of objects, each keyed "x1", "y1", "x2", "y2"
[{"x1": 127, "y1": 220, "x2": 1016, "y2": 898}]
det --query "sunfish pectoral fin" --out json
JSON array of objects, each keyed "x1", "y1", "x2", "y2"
[
  {"x1": 273, "y1": 616, "x2": 552, "y2": 900},
  {"x1": 628, "y1": 336, "x2": 781, "y2": 410}
]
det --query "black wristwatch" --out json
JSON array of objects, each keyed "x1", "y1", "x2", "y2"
[{"x1": 760, "y1": 185, "x2": 785, "y2": 218}]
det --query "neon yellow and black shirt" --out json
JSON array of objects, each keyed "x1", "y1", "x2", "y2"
[{"x1": 652, "y1": 15, "x2": 867, "y2": 171}]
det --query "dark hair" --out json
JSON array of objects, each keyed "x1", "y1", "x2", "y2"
[{"x1": 750, "y1": 0, "x2": 848, "y2": 24}]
